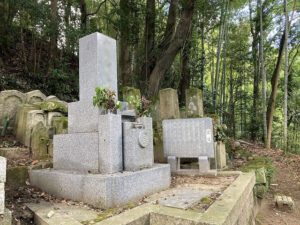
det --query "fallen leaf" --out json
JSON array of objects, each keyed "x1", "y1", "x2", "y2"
[{"x1": 31, "y1": 160, "x2": 39, "y2": 165}]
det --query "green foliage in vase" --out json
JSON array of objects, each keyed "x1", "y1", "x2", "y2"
[
  {"x1": 128, "y1": 96, "x2": 151, "y2": 117},
  {"x1": 93, "y1": 87, "x2": 121, "y2": 113}
]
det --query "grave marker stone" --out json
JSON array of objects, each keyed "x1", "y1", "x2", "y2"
[
  {"x1": 25, "y1": 90, "x2": 46, "y2": 104},
  {"x1": 30, "y1": 32, "x2": 170, "y2": 208}
]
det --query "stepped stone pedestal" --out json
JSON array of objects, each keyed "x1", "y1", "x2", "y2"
[{"x1": 30, "y1": 32, "x2": 170, "y2": 208}]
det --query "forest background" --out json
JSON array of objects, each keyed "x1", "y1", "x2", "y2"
[{"x1": 0, "y1": 0, "x2": 299, "y2": 153}]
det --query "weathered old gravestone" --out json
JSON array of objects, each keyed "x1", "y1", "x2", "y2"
[
  {"x1": 14, "y1": 104, "x2": 40, "y2": 142},
  {"x1": 185, "y1": 88, "x2": 203, "y2": 118},
  {"x1": 25, "y1": 90, "x2": 46, "y2": 104},
  {"x1": 30, "y1": 32, "x2": 170, "y2": 208},
  {"x1": 24, "y1": 110, "x2": 47, "y2": 147},
  {"x1": 30, "y1": 122, "x2": 50, "y2": 159},
  {"x1": 122, "y1": 87, "x2": 141, "y2": 110},
  {"x1": 0, "y1": 90, "x2": 25, "y2": 128},
  {"x1": 163, "y1": 118, "x2": 215, "y2": 174},
  {"x1": 159, "y1": 88, "x2": 180, "y2": 120},
  {"x1": 0, "y1": 157, "x2": 12, "y2": 225}
]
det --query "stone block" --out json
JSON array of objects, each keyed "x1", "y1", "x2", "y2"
[
  {"x1": 0, "y1": 90, "x2": 25, "y2": 128},
  {"x1": 53, "y1": 133, "x2": 99, "y2": 173},
  {"x1": 0, "y1": 183, "x2": 4, "y2": 214},
  {"x1": 47, "y1": 112, "x2": 63, "y2": 126},
  {"x1": 40, "y1": 101, "x2": 67, "y2": 114},
  {"x1": 255, "y1": 167, "x2": 267, "y2": 184},
  {"x1": 0, "y1": 157, "x2": 6, "y2": 183},
  {"x1": 159, "y1": 88, "x2": 180, "y2": 120},
  {"x1": 168, "y1": 156, "x2": 176, "y2": 172},
  {"x1": 25, "y1": 90, "x2": 46, "y2": 104},
  {"x1": 255, "y1": 184, "x2": 267, "y2": 199},
  {"x1": 45, "y1": 95, "x2": 60, "y2": 102},
  {"x1": 150, "y1": 98, "x2": 160, "y2": 122},
  {"x1": 98, "y1": 114, "x2": 123, "y2": 174},
  {"x1": 68, "y1": 100, "x2": 100, "y2": 133},
  {"x1": 79, "y1": 32, "x2": 118, "y2": 101},
  {"x1": 14, "y1": 104, "x2": 39, "y2": 138},
  {"x1": 198, "y1": 156, "x2": 209, "y2": 172},
  {"x1": 30, "y1": 164, "x2": 170, "y2": 208},
  {"x1": 214, "y1": 141, "x2": 227, "y2": 169},
  {"x1": 24, "y1": 110, "x2": 47, "y2": 146},
  {"x1": 31, "y1": 122, "x2": 50, "y2": 159},
  {"x1": 185, "y1": 88, "x2": 203, "y2": 118},
  {"x1": 122, "y1": 87, "x2": 141, "y2": 110},
  {"x1": 163, "y1": 118, "x2": 215, "y2": 158},
  {"x1": 123, "y1": 117, "x2": 153, "y2": 171},
  {"x1": 52, "y1": 116, "x2": 68, "y2": 134}
]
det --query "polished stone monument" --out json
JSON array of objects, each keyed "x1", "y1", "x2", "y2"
[
  {"x1": 163, "y1": 118, "x2": 216, "y2": 175},
  {"x1": 30, "y1": 32, "x2": 170, "y2": 208}
]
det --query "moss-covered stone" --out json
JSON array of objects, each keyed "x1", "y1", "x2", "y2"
[
  {"x1": 52, "y1": 116, "x2": 68, "y2": 134},
  {"x1": 159, "y1": 88, "x2": 180, "y2": 120},
  {"x1": 40, "y1": 101, "x2": 67, "y2": 114},
  {"x1": 7, "y1": 166, "x2": 28, "y2": 189},
  {"x1": 255, "y1": 167, "x2": 267, "y2": 184},
  {"x1": 31, "y1": 122, "x2": 51, "y2": 159},
  {"x1": 255, "y1": 184, "x2": 267, "y2": 199},
  {"x1": 185, "y1": 88, "x2": 203, "y2": 118}
]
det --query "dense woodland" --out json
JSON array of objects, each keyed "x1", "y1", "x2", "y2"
[{"x1": 0, "y1": 0, "x2": 299, "y2": 153}]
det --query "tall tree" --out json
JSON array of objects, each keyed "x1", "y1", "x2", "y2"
[
  {"x1": 283, "y1": 0, "x2": 289, "y2": 151},
  {"x1": 266, "y1": 0, "x2": 296, "y2": 149},
  {"x1": 259, "y1": 0, "x2": 267, "y2": 146},
  {"x1": 147, "y1": 0, "x2": 195, "y2": 97}
]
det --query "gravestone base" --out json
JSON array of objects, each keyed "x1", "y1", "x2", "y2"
[
  {"x1": 168, "y1": 156, "x2": 217, "y2": 176},
  {"x1": 29, "y1": 164, "x2": 170, "y2": 209}
]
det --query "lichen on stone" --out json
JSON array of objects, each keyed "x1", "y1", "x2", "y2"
[{"x1": 40, "y1": 101, "x2": 67, "y2": 114}]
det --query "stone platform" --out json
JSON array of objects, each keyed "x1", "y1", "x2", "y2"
[{"x1": 29, "y1": 164, "x2": 170, "y2": 209}]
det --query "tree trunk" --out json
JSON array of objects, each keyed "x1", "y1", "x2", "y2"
[
  {"x1": 213, "y1": 0, "x2": 228, "y2": 108},
  {"x1": 79, "y1": 0, "x2": 88, "y2": 32},
  {"x1": 249, "y1": 0, "x2": 260, "y2": 141},
  {"x1": 179, "y1": 31, "x2": 192, "y2": 105},
  {"x1": 147, "y1": 0, "x2": 195, "y2": 97},
  {"x1": 283, "y1": 0, "x2": 288, "y2": 152},
  {"x1": 259, "y1": 0, "x2": 267, "y2": 146},
  {"x1": 120, "y1": 0, "x2": 132, "y2": 87},
  {"x1": 140, "y1": 0, "x2": 156, "y2": 89},
  {"x1": 47, "y1": 0, "x2": 58, "y2": 79},
  {"x1": 266, "y1": 0, "x2": 296, "y2": 149}
]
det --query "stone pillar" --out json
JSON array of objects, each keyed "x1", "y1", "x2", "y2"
[
  {"x1": 31, "y1": 122, "x2": 50, "y2": 159},
  {"x1": 159, "y1": 88, "x2": 180, "y2": 120},
  {"x1": 98, "y1": 114, "x2": 123, "y2": 174},
  {"x1": 122, "y1": 87, "x2": 141, "y2": 110},
  {"x1": 79, "y1": 32, "x2": 118, "y2": 101},
  {"x1": 185, "y1": 88, "x2": 203, "y2": 118},
  {"x1": 0, "y1": 157, "x2": 12, "y2": 225},
  {"x1": 214, "y1": 141, "x2": 227, "y2": 169}
]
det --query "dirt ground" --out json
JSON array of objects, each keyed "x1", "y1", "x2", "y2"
[{"x1": 239, "y1": 141, "x2": 300, "y2": 225}]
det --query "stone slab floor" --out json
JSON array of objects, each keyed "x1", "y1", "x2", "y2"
[{"x1": 25, "y1": 174, "x2": 237, "y2": 225}]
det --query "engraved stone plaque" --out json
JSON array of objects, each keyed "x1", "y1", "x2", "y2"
[{"x1": 162, "y1": 118, "x2": 215, "y2": 158}]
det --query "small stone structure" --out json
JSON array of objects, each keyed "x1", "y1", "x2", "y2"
[
  {"x1": 0, "y1": 90, "x2": 26, "y2": 130},
  {"x1": 214, "y1": 141, "x2": 227, "y2": 169},
  {"x1": 30, "y1": 32, "x2": 170, "y2": 208},
  {"x1": 159, "y1": 88, "x2": 180, "y2": 120},
  {"x1": 275, "y1": 195, "x2": 295, "y2": 210},
  {"x1": 185, "y1": 88, "x2": 203, "y2": 118},
  {"x1": 0, "y1": 157, "x2": 12, "y2": 225},
  {"x1": 163, "y1": 118, "x2": 216, "y2": 175}
]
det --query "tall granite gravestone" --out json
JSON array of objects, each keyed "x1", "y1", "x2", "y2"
[
  {"x1": 30, "y1": 32, "x2": 170, "y2": 208},
  {"x1": 163, "y1": 118, "x2": 216, "y2": 175}
]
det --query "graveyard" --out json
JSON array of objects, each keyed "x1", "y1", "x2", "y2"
[{"x1": 0, "y1": 32, "x2": 264, "y2": 225}]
